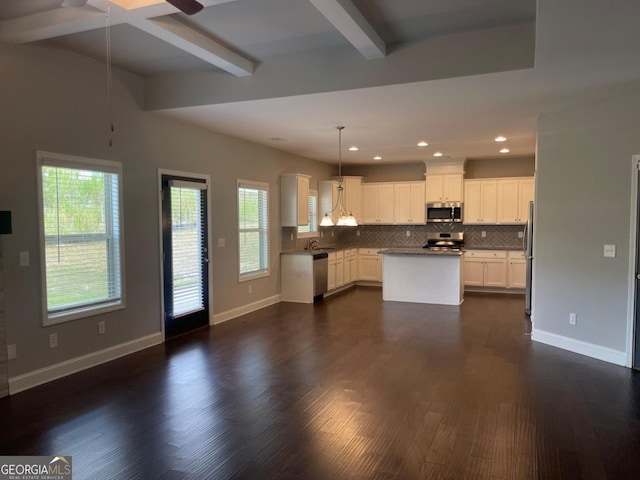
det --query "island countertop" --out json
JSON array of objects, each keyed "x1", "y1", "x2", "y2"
[{"x1": 378, "y1": 248, "x2": 463, "y2": 256}]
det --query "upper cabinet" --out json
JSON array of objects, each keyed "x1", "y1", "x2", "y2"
[
  {"x1": 425, "y1": 173, "x2": 463, "y2": 202},
  {"x1": 280, "y1": 173, "x2": 310, "y2": 227},
  {"x1": 497, "y1": 178, "x2": 534, "y2": 224},
  {"x1": 463, "y1": 176, "x2": 534, "y2": 225},
  {"x1": 464, "y1": 180, "x2": 497, "y2": 224},
  {"x1": 362, "y1": 183, "x2": 395, "y2": 224},
  {"x1": 318, "y1": 176, "x2": 363, "y2": 224},
  {"x1": 394, "y1": 182, "x2": 426, "y2": 224}
]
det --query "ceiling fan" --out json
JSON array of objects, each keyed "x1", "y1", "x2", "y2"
[{"x1": 61, "y1": 0, "x2": 204, "y2": 15}]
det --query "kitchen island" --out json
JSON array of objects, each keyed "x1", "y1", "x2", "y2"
[{"x1": 378, "y1": 248, "x2": 464, "y2": 305}]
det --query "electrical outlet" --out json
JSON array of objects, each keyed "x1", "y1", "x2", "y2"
[
  {"x1": 481, "y1": 231, "x2": 486, "y2": 238},
  {"x1": 406, "y1": 230, "x2": 411, "y2": 237},
  {"x1": 217, "y1": 238, "x2": 225, "y2": 248},
  {"x1": 356, "y1": 230, "x2": 360, "y2": 236},
  {"x1": 518, "y1": 231, "x2": 523, "y2": 239},
  {"x1": 290, "y1": 233, "x2": 293, "y2": 240},
  {"x1": 320, "y1": 231, "x2": 323, "y2": 238},
  {"x1": 20, "y1": 251, "x2": 29, "y2": 267},
  {"x1": 604, "y1": 244, "x2": 616, "y2": 258},
  {"x1": 98, "y1": 321, "x2": 106, "y2": 335},
  {"x1": 331, "y1": 231, "x2": 334, "y2": 237},
  {"x1": 248, "y1": 285, "x2": 252, "y2": 294},
  {"x1": 569, "y1": 313, "x2": 577, "y2": 325},
  {"x1": 49, "y1": 333, "x2": 58, "y2": 348},
  {"x1": 7, "y1": 344, "x2": 16, "y2": 360}
]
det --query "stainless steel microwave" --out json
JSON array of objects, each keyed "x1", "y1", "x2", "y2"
[{"x1": 426, "y1": 202, "x2": 463, "y2": 223}]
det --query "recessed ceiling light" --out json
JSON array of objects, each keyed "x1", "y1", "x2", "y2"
[
  {"x1": 433, "y1": 152, "x2": 443, "y2": 157},
  {"x1": 348, "y1": 146, "x2": 359, "y2": 151},
  {"x1": 495, "y1": 136, "x2": 507, "y2": 142},
  {"x1": 500, "y1": 148, "x2": 510, "y2": 153},
  {"x1": 373, "y1": 155, "x2": 382, "y2": 161},
  {"x1": 417, "y1": 141, "x2": 429, "y2": 147}
]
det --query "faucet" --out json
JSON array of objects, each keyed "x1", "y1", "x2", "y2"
[{"x1": 308, "y1": 239, "x2": 320, "y2": 250}]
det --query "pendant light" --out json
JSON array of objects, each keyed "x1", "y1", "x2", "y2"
[{"x1": 320, "y1": 126, "x2": 358, "y2": 227}]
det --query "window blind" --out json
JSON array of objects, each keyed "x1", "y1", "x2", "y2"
[
  {"x1": 39, "y1": 153, "x2": 123, "y2": 322},
  {"x1": 238, "y1": 181, "x2": 269, "y2": 279},
  {"x1": 170, "y1": 185, "x2": 205, "y2": 317},
  {"x1": 298, "y1": 191, "x2": 318, "y2": 235}
]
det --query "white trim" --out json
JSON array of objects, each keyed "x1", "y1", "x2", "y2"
[
  {"x1": 8, "y1": 333, "x2": 163, "y2": 395},
  {"x1": 211, "y1": 294, "x2": 281, "y2": 325},
  {"x1": 532, "y1": 329, "x2": 627, "y2": 366},
  {"x1": 626, "y1": 155, "x2": 640, "y2": 367},
  {"x1": 158, "y1": 169, "x2": 213, "y2": 341},
  {"x1": 37, "y1": 151, "x2": 126, "y2": 326}
]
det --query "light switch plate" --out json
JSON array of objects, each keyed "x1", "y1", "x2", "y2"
[
  {"x1": 217, "y1": 238, "x2": 226, "y2": 248},
  {"x1": 604, "y1": 244, "x2": 616, "y2": 258},
  {"x1": 7, "y1": 344, "x2": 16, "y2": 360},
  {"x1": 19, "y1": 251, "x2": 29, "y2": 267}
]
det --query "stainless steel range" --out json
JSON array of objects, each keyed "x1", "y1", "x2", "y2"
[{"x1": 423, "y1": 232, "x2": 464, "y2": 251}]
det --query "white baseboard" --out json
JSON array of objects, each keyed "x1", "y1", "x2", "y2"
[
  {"x1": 9, "y1": 333, "x2": 163, "y2": 395},
  {"x1": 211, "y1": 294, "x2": 281, "y2": 325},
  {"x1": 532, "y1": 329, "x2": 627, "y2": 366}
]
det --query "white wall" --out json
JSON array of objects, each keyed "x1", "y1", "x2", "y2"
[
  {"x1": 533, "y1": 85, "x2": 640, "y2": 362},
  {"x1": 0, "y1": 43, "x2": 332, "y2": 378}
]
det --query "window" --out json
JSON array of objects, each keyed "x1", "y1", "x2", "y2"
[
  {"x1": 297, "y1": 190, "x2": 318, "y2": 238},
  {"x1": 37, "y1": 151, "x2": 125, "y2": 325},
  {"x1": 238, "y1": 180, "x2": 269, "y2": 281}
]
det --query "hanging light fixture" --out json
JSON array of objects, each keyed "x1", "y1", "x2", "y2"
[{"x1": 320, "y1": 126, "x2": 358, "y2": 227}]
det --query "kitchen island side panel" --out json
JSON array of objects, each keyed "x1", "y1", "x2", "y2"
[{"x1": 381, "y1": 254, "x2": 463, "y2": 305}]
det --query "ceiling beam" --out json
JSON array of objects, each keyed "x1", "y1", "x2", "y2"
[
  {"x1": 131, "y1": 16, "x2": 254, "y2": 76},
  {"x1": 307, "y1": 0, "x2": 385, "y2": 60},
  {"x1": 0, "y1": 0, "x2": 251, "y2": 76},
  {"x1": 0, "y1": 7, "x2": 107, "y2": 44}
]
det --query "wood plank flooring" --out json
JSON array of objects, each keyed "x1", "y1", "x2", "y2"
[{"x1": 2, "y1": 288, "x2": 640, "y2": 479}]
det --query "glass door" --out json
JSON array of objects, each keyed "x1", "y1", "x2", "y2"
[{"x1": 161, "y1": 175, "x2": 209, "y2": 338}]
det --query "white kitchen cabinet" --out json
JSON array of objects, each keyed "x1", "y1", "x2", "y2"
[
  {"x1": 507, "y1": 251, "x2": 526, "y2": 288},
  {"x1": 343, "y1": 249, "x2": 351, "y2": 284},
  {"x1": 463, "y1": 180, "x2": 497, "y2": 224},
  {"x1": 425, "y1": 174, "x2": 463, "y2": 202},
  {"x1": 335, "y1": 250, "x2": 344, "y2": 288},
  {"x1": 362, "y1": 183, "x2": 395, "y2": 224},
  {"x1": 358, "y1": 248, "x2": 382, "y2": 282},
  {"x1": 394, "y1": 182, "x2": 426, "y2": 224},
  {"x1": 318, "y1": 177, "x2": 363, "y2": 224},
  {"x1": 343, "y1": 176, "x2": 363, "y2": 224},
  {"x1": 280, "y1": 173, "x2": 310, "y2": 226},
  {"x1": 327, "y1": 252, "x2": 336, "y2": 291},
  {"x1": 463, "y1": 250, "x2": 507, "y2": 288},
  {"x1": 497, "y1": 178, "x2": 534, "y2": 224},
  {"x1": 350, "y1": 248, "x2": 358, "y2": 282}
]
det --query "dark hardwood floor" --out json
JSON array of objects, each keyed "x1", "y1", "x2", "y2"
[{"x1": 2, "y1": 288, "x2": 640, "y2": 479}]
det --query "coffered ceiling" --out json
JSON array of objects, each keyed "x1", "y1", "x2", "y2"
[{"x1": 1, "y1": 0, "x2": 639, "y2": 164}]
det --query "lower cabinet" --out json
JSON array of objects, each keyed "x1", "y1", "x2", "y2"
[
  {"x1": 464, "y1": 250, "x2": 525, "y2": 289},
  {"x1": 327, "y1": 248, "x2": 364, "y2": 293},
  {"x1": 463, "y1": 250, "x2": 507, "y2": 288},
  {"x1": 358, "y1": 248, "x2": 382, "y2": 282},
  {"x1": 507, "y1": 251, "x2": 526, "y2": 288}
]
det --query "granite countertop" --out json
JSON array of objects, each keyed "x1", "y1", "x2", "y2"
[{"x1": 378, "y1": 248, "x2": 463, "y2": 256}]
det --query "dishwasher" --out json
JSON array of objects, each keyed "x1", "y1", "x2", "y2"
[{"x1": 312, "y1": 252, "x2": 329, "y2": 301}]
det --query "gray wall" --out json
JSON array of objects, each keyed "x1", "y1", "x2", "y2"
[
  {"x1": 534, "y1": 85, "x2": 640, "y2": 352},
  {"x1": 465, "y1": 156, "x2": 535, "y2": 178},
  {"x1": 342, "y1": 163, "x2": 425, "y2": 182},
  {"x1": 0, "y1": 43, "x2": 332, "y2": 377}
]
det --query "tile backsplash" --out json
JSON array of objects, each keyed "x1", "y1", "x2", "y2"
[{"x1": 282, "y1": 223, "x2": 525, "y2": 251}]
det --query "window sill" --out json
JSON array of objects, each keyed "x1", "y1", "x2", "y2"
[
  {"x1": 43, "y1": 302, "x2": 125, "y2": 326},
  {"x1": 238, "y1": 271, "x2": 270, "y2": 283}
]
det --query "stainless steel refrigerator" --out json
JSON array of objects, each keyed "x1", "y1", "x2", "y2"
[{"x1": 524, "y1": 201, "x2": 534, "y2": 314}]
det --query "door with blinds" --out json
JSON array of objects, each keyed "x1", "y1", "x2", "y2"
[{"x1": 161, "y1": 175, "x2": 210, "y2": 338}]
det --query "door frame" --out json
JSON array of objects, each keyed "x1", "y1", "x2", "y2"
[
  {"x1": 626, "y1": 155, "x2": 640, "y2": 368},
  {"x1": 157, "y1": 169, "x2": 213, "y2": 340}
]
